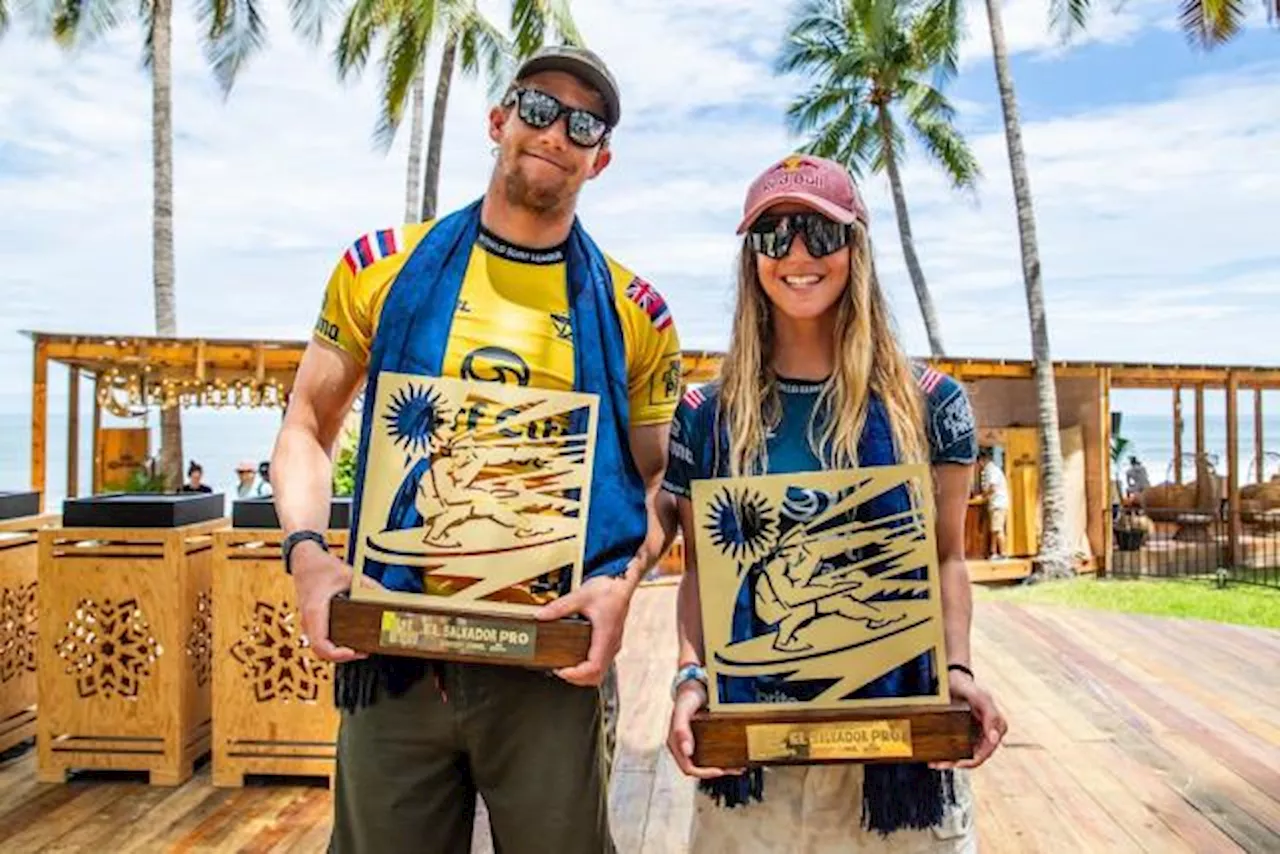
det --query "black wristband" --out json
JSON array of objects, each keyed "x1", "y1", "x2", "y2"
[
  {"x1": 947, "y1": 663, "x2": 974, "y2": 679},
  {"x1": 282, "y1": 530, "x2": 328, "y2": 575}
]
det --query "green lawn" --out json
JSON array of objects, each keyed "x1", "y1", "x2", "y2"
[{"x1": 975, "y1": 576, "x2": 1280, "y2": 630}]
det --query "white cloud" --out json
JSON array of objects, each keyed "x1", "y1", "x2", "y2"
[{"x1": 0, "y1": 0, "x2": 1276, "y2": 420}]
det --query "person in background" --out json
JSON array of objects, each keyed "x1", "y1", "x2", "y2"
[
  {"x1": 257, "y1": 461, "x2": 274, "y2": 497},
  {"x1": 234, "y1": 460, "x2": 266, "y2": 498},
  {"x1": 181, "y1": 461, "x2": 213, "y2": 493},
  {"x1": 978, "y1": 447, "x2": 1009, "y2": 559},
  {"x1": 1125, "y1": 455, "x2": 1150, "y2": 503}
]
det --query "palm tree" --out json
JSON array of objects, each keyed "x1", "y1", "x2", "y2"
[
  {"x1": 778, "y1": 0, "x2": 977, "y2": 358},
  {"x1": 982, "y1": 0, "x2": 1072, "y2": 577},
  {"x1": 331, "y1": 0, "x2": 580, "y2": 223},
  {"x1": 40, "y1": 0, "x2": 266, "y2": 491},
  {"x1": 1051, "y1": 0, "x2": 1278, "y2": 49}
]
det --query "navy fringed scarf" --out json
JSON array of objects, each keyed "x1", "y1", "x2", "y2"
[
  {"x1": 698, "y1": 393, "x2": 956, "y2": 836},
  {"x1": 334, "y1": 198, "x2": 648, "y2": 709}
]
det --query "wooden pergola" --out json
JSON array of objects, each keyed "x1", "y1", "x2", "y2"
[
  {"x1": 24, "y1": 333, "x2": 1280, "y2": 545},
  {"x1": 25, "y1": 331, "x2": 307, "y2": 501}
]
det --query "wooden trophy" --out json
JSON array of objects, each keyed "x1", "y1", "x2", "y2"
[
  {"x1": 329, "y1": 372, "x2": 597, "y2": 669},
  {"x1": 689, "y1": 464, "x2": 978, "y2": 768}
]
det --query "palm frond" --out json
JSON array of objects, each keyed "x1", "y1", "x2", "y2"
[
  {"x1": 0, "y1": 0, "x2": 9, "y2": 36},
  {"x1": 371, "y1": 0, "x2": 432, "y2": 151},
  {"x1": 454, "y1": 5, "x2": 507, "y2": 75},
  {"x1": 510, "y1": 0, "x2": 580, "y2": 56},
  {"x1": 908, "y1": 107, "x2": 980, "y2": 190},
  {"x1": 1049, "y1": 0, "x2": 1093, "y2": 42},
  {"x1": 333, "y1": 0, "x2": 387, "y2": 80},
  {"x1": 784, "y1": 80, "x2": 864, "y2": 135},
  {"x1": 287, "y1": 0, "x2": 342, "y2": 46},
  {"x1": 42, "y1": 0, "x2": 126, "y2": 47},
  {"x1": 199, "y1": 0, "x2": 268, "y2": 95},
  {"x1": 1180, "y1": 0, "x2": 1248, "y2": 48},
  {"x1": 910, "y1": 0, "x2": 963, "y2": 81}
]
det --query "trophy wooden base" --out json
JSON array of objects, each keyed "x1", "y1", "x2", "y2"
[
  {"x1": 328, "y1": 594, "x2": 591, "y2": 670},
  {"x1": 691, "y1": 703, "x2": 978, "y2": 768}
]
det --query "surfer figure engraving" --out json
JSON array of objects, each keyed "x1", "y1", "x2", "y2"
[
  {"x1": 416, "y1": 429, "x2": 555, "y2": 548},
  {"x1": 756, "y1": 537, "x2": 905, "y2": 653}
]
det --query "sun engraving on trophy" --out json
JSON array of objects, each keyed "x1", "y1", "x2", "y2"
[
  {"x1": 0, "y1": 581, "x2": 37, "y2": 683},
  {"x1": 230, "y1": 601, "x2": 331, "y2": 703},
  {"x1": 701, "y1": 470, "x2": 941, "y2": 704},
  {"x1": 55, "y1": 597, "x2": 162, "y2": 699}
]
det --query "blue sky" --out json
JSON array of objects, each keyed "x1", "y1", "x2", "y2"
[{"x1": 0, "y1": 0, "x2": 1277, "y2": 423}]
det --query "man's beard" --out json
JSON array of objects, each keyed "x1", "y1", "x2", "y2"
[{"x1": 501, "y1": 155, "x2": 576, "y2": 215}]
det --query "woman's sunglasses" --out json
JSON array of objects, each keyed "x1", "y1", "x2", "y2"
[
  {"x1": 747, "y1": 212, "x2": 852, "y2": 260},
  {"x1": 503, "y1": 87, "x2": 610, "y2": 149}
]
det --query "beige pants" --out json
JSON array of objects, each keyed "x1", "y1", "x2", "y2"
[{"x1": 688, "y1": 766, "x2": 976, "y2": 854}]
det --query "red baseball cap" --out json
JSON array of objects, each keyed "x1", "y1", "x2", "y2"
[{"x1": 736, "y1": 154, "x2": 869, "y2": 234}]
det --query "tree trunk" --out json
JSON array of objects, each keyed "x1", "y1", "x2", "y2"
[
  {"x1": 984, "y1": 0, "x2": 1072, "y2": 578},
  {"x1": 153, "y1": 0, "x2": 182, "y2": 493},
  {"x1": 420, "y1": 33, "x2": 458, "y2": 222},
  {"x1": 404, "y1": 67, "x2": 426, "y2": 223},
  {"x1": 878, "y1": 107, "x2": 945, "y2": 357}
]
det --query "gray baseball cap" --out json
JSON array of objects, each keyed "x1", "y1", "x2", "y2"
[{"x1": 512, "y1": 45, "x2": 621, "y2": 127}]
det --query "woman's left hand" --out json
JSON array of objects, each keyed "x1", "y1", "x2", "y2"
[{"x1": 930, "y1": 669, "x2": 1007, "y2": 770}]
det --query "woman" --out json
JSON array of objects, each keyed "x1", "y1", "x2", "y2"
[{"x1": 662, "y1": 154, "x2": 1007, "y2": 852}]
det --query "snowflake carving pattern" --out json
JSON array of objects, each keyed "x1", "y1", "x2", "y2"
[
  {"x1": 0, "y1": 581, "x2": 38, "y2": 683},
  {"x1": 185, "y1": 591, "x2": 213, "y2": 687},
  {"x1": 229, "y1": 601, "x2": 330, "y2": 703},
  {"x1": 56, "y1": 597, "x2": 161, "y2": 699}
]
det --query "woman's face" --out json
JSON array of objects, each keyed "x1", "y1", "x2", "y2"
[{"x1": 753, "y1": 203, "x2": 852, "y2": 324}]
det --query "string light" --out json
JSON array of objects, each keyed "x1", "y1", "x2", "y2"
[{"x1": 94, "y1": 368, "x2": 289, "y2": 413}]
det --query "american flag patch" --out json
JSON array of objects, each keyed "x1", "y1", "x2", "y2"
[
  {"x1": 625, "y1": 277, "x2": 673, "y2": 332},
  {"x1": 918, "y1": 366, "x2": 945, "y2": 395},
  {"x1": 342, "y1": 228, "x2": 402, "y2": 275},
  {"x1": 682, "y1": 387, "x2": 706, "y2": 409}
]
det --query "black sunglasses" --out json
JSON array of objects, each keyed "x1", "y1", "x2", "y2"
[
  {"x1": 747, "y1": 212, "x2": 852, "y2": 260},
  {"x1": 503, "y1": 87, "x2": 610, "y2": 148}
]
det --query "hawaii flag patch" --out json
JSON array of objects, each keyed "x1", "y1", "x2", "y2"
[
  {"x1": 625, "y1": 276, "x2": 673, "y2": 332},
  {"x1": 342, "y1": 228, "x2": 402, "y2": 274},
  {"x1": 682, "y1": 386, "x2": 706, "y2": 410}
]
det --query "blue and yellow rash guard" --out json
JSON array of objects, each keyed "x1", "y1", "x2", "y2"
[{"x1": 313, "y1": 222, "x2": 683, "y2": 427}]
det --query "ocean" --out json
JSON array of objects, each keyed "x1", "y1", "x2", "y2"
[{"x1": 2, "y1": 406, "x2": 1278, "y2": 513}]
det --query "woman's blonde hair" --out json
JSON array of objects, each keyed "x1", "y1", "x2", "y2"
[{"x1": 716, "y1": 223, "x2": 927, "y2": 477}]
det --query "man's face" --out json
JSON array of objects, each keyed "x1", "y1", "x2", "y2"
[
  {"x1": 237, "y1": 468, "x2": 254, "y2": 485},
  {"x1": 488, "y1": 70, "x2": 612, "y2": 216}
]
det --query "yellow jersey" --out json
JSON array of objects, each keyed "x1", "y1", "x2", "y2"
[{"x1": 313, "y1": 222, "x2": 683, "y2": 427}]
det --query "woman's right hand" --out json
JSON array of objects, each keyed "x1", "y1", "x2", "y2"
[{"x1": 666, "y1": 680, "x2": 744, "y2": 779}]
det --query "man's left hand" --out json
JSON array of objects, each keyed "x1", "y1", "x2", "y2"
[
  {"x1": 929, "y1": 669, "x2": 1008, "y2": 771},
  {"x1": 534, "y1": 572, "x2": 636, "y2": 688}
]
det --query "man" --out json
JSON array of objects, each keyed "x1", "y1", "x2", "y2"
[
  {"x1": 270, "y1": 46, "x2": 681, "y2": 854},
  {"x1": 1125, "y1": 455, "x2": 1150, "y2": 504},
  {"x1": 978, "y1": 447, "x2": 1009, "y2": 559},
  {"x1": 232, "y1": 460, "x2": 264, "y2": 498}
]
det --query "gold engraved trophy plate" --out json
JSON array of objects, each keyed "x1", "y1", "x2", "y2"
[
  {"x1": 688, "y1": 465, "x2": 976, "y2": 767},
  {"x1": 328, "y1": 373, "x2": 597, "y2": 669}
]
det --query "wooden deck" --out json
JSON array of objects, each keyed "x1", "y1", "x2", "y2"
[{"x1": 1, "y1": 583, "x2": 1278, "y2": 852}]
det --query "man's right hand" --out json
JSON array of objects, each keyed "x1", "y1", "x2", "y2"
[{"x1": 292, "y1": 543, "x2": 368, "y2": 663}]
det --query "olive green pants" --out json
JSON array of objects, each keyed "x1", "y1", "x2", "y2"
[{"x1": 330, "y1": 662, "x2": 616, "y2": 854}]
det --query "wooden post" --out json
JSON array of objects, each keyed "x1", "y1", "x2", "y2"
[
  {"x1": 1225, "y1": 373, "x2": 1241, "y2": 567},
  {"x1": 1195, "y1": 384, "x2": 1206, "y2": 471},
  {"x1": 1255, "y1": 387, "x2": 1265, "y2": 484},
  {"x1": 30, "y1": 339, "x2": 49, "y2": 502},
  {"x1": 91, "y1": 373, "x2": 103, "y2": 495},
  {"x1": 1173, "y1": 385, "x2": 1183, "y2": 485},
  {"x1": 1100, "y1": 368, "x2": 1112, "y2": 576},
  {"x1": 66, "y1": 367, "x2": 80, "y2": 499}
]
